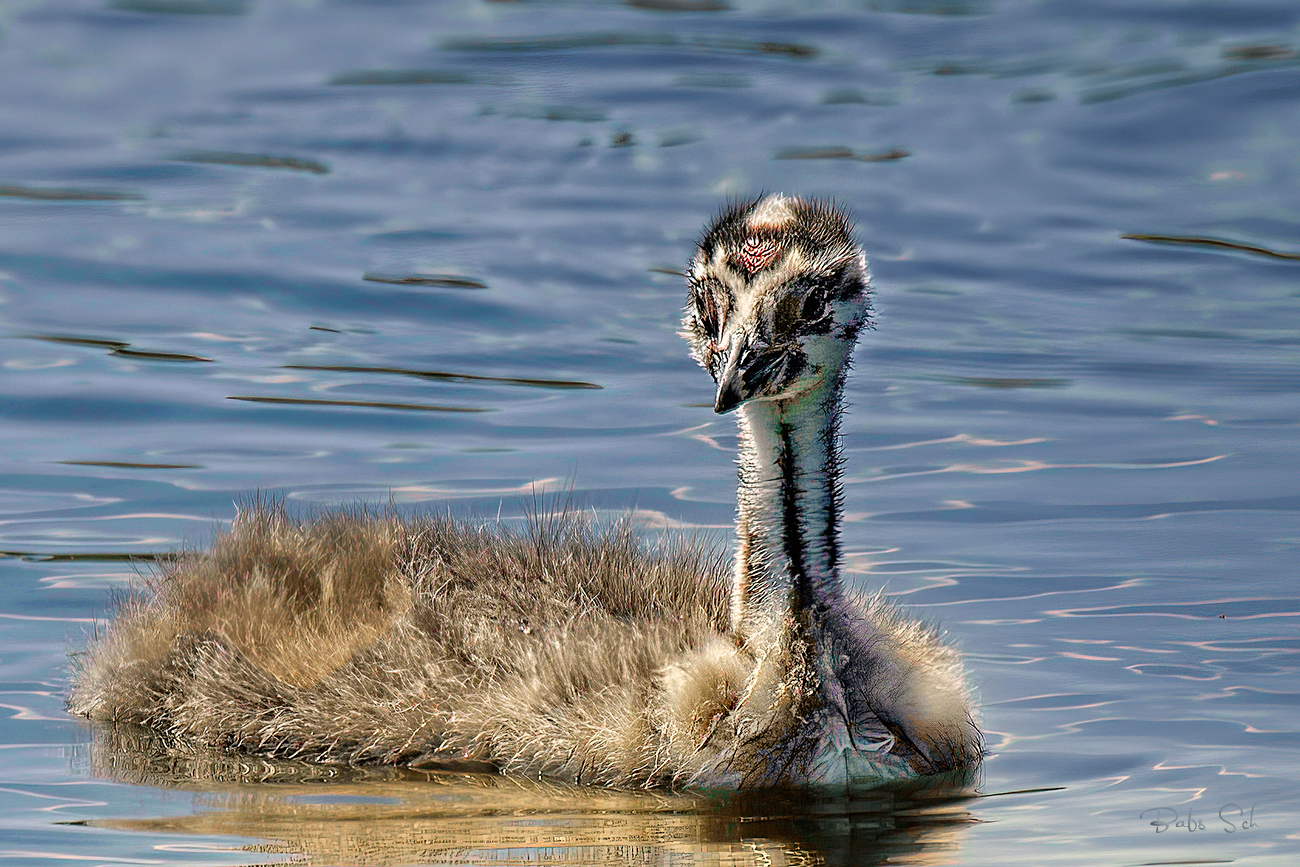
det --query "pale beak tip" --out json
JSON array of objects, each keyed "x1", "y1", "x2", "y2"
[{"x1": 714, "y1": 381, "x2": 744, "y2": 414}]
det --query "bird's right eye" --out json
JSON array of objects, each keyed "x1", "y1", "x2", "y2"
[{"x1": 692, "y1": 279, "x2": 725, "y2": 339}]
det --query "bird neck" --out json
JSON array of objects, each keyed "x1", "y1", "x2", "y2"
[{"x1": 731, "y1": 372, "x2": 847, "y2": 638}]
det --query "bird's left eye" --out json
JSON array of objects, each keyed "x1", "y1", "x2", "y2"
[{"x1": 800, "y1": 287, "x2": 827, "y2": 321}]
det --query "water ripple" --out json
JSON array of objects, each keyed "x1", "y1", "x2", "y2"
[
  {"x1": 283, "y1": 364, "x2": 601, "y2": 390},
  {"x1": 0, "y1": 185, "x2": 142, "y2": 202},
  {"x1": 167, "y1": 150, "x2": 329, "y2": 174},
  {"x1": 225, "y1": 396, "x2": 488, "y2": 413}
]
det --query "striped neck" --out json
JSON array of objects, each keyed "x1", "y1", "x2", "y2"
[{"x1": 730, "y1": 373, "x2": 846, "y2": 638}]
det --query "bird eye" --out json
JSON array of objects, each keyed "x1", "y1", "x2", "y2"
[
  {"x1": 692, "y1": 279, "x2": 726, "y2": 339},
  {"x1": 800, "y1": 287, "x2": 826, "y2": 321},
  {"x1": 770, "y1": 276, "x2": 836, "y2": 339}
]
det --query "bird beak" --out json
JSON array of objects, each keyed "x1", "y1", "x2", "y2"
[{"x1": 713, "y1": 335, "x2": 747, "y2": 414}]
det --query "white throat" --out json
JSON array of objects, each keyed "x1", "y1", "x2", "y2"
[{"x1": 729, "y1": 369, "x2": 847, "y2": 638}]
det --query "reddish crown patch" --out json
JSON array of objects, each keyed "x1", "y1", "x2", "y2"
[{"x1": 732, "y1": 236, "x2": 780, "y2": 274}]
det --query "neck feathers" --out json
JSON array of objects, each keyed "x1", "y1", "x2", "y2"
[{"x1": 731, "y1": 372, "x2": 846, "y2": 637}]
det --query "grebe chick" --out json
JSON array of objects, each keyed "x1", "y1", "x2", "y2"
[{"x1": 70, "y1": 195, "x2": 982, "y2": 788}]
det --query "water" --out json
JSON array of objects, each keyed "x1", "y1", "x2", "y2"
[{"x1": 1, "y1": 0, "x2": 1298, "y2": 863}]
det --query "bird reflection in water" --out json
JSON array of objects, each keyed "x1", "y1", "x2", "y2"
[{"x1": 73, "y1": 724, "x2": 980, "y2": 867}]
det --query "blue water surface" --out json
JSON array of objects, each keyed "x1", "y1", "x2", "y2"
[{"x1": 1, "y1": 0, "x2": 1298, "y2": 864}]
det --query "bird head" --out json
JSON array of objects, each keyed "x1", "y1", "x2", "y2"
[{"x1": 682, "y1": 195, "x2": 873, "y2": 414}]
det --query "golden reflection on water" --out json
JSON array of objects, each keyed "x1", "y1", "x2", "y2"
[{"x1": 79, "y1": 726, "x2": 979, "y2": 866}]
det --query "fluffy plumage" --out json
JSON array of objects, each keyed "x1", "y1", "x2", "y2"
[{"x1": 70, "y1": 195, "x2": 982, "y2": 789}]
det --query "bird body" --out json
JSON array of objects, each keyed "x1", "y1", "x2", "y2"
[{"x1": 70, "y1": 196, "x2": 982, "y2": 789}]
